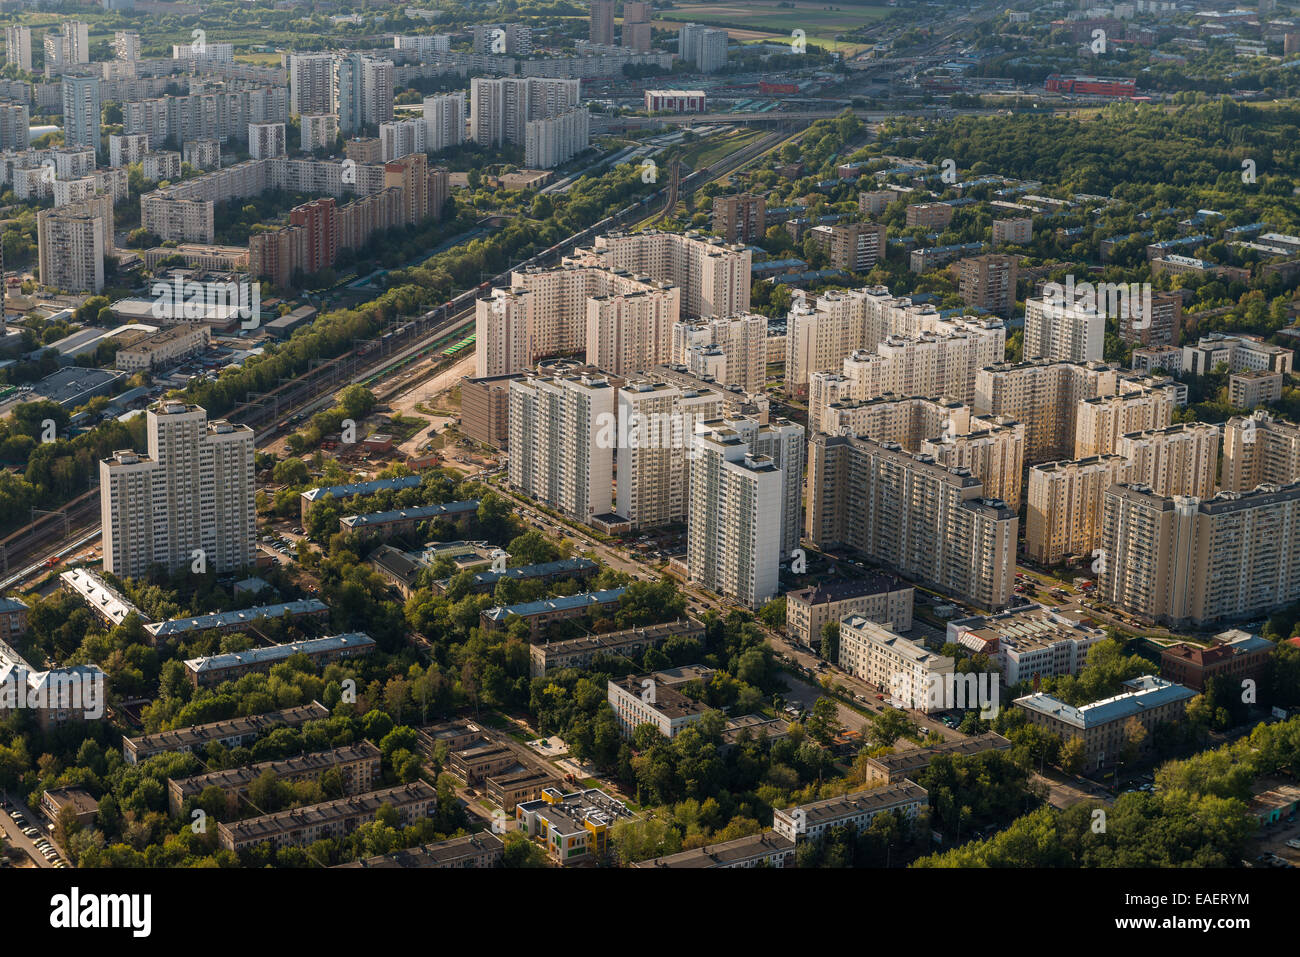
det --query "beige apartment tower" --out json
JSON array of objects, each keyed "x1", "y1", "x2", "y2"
[
  {"x1": 101, "y1": 402, "x2": 256, "y2": 580},
  {"x1": 1099, "y1": 481, "x2": 1300, "y2": 626},
  {"x1": 806, "y1": 433, "x2": 1017, "y2": 610},
  {"x1": 1221, "y1": 412, "x2": 1300, "y2": 492},
  {"x1": 1025, "y1": 455, "x2": 1131, "y2": 565}
]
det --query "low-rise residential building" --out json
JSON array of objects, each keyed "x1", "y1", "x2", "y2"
[
  {"x1": 299, "y1": 474, "x2": 425, "y2": 522},
  {"x1": 40, "y1": 787, "x2": 99, "y2": 828},
  {"x1": 607, "y1": 670, "x2": 711, "y2": 738},
  {"x1": 217, "y1": 781, "x2": 438, "y2": 852},
  {"x1": 480, "y1": 588, "x2": 626, "y2": 637},
  {"x1": 784, "y1": 575, "x2": 914, "y2": 647},
  {"x1": 1158, "y1": 630, "x2": 1275, "y2": 692},
  {"x1": 772, "y1": 782, "x2": 929, "y2": 842},
  {"x1": 631, "y1": 831, "x2": 796, "y2": 868},
  {"x1": 0, "y1": 597, "x2": 27, "y2": 641},
  {"x1": 122, "y1": 702, "x2": 330, "y2": 764},
  {"x1": 431, "y1": 557, "x2": 598, "y2": 595},
  {"x1": 339, "y1": 500, "x2": 481, "y2": 540},
  {"x1": 183, "y1": 632, "x2": 376, "y2": 687},
  {"x1": 144, "y1": 598, "x2": 329, "y2": 642},
  {"x1": 1014, "y1": 675, "x2": 1196, "y2": 769},
  {"x1": 337, "y1": 832, "x2": 505, "y2": 868},
  {"x1": 486, "y1": 767, "x2": 562, "y2": 812},
  {"x1": 528, "y1": 618, "x2": 704, "y2": 677},
  {"x1": 59, "y1": 568, "x2": 150, "y2": 627},
  {"x1": 837, "y1": 616, "x2": 954, "y2": 714},
  {"x1": 863, "y1": 733, "x2": 1011, "y2": 786},
  {"x1": 167, "y1": 741, "x2": 382, "y2": 815}
]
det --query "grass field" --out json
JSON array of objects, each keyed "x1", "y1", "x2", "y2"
[
  {"x1": 655, "y1": 0, "x2": 892, "y2": 54},
  {"x1": 678, "y1": 128, "x2": 764, "y2": 169}
]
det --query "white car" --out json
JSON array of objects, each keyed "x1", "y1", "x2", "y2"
[{"x1": 1287, "y1": 839, "x2": 1300, "y2": 850}]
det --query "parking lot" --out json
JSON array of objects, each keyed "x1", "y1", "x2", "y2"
[{"x1": 0, "y1": 799, "x2": 66, "y2": 869}]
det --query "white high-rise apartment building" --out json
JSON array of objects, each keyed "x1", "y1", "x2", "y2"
[
  {"x1": 784, "y1": 285, "x2": 996, "y2": 392},
  {"x1": 1117, "y1": 422, "x2": 1219, "y2": 499},
  {"x1": 688, "y1": 423, "x2": 782, "y2": 607},
  {"x1": 525, "y1": 107, "x2": 590, "y2": 169},
  {"x1": 708, "y1": 415, "x2": 805, "y2": 559},
  {"x1": 476, "y1": 264, "x2": 679, "y2": 377},
  {"x1": 62, "y1": 75, "x2": 100, "y2": 151},
  {"x1": 172, "y1": 41, "x2": 234, "y2": 62},
  {"x1": 393, "y1": 34, "x2": 452, "y2": 57},
  {"x1": 581, "y1": 230, "x2": 751, "y2": 320},
  {"x1": 826, "y1": 321, "x2": 1005, "y2": 408},
  {"x1": 334, "y1": 54, "x2": 394, "y2": 134},
  {"x1": 289, "y1": 53, "x2": 336, "y2": 117},
  {"x1": 100, "y1": 402, "x2": 256, "y2": 580},
  {"x1": 471, "y1": 76, "x2": 580, "y2": 147},
  {"x1": 617, "y1": 379, "x2": 726, "y2": 528},
  {"x1": 1024, "y1": 296, "x2": 1105, "y2": 363},
  {"x1": 508, "y1": 373, "x2": 615, "y2": 523},
  {"x1": 300, "y1": 114, "x2": 339, "y2": 153},
  {"x1": 114, "y1": 31, "x2": 140, "y2": 61},
  {"x1": 110, "y1": 133, "x2": 150, "y2": 168},
  {"x1": 671, "y1": 314, "x2": 767, "y2": 394},
  {"x1": 44, "y1": 21, "x2": 89, "y2": 77},
  {"x1": 678, "y1": 23, "x2": 728, "y2": 72},
  {"x1": 379, "y1": 117, "x2": 427, "y2": 161},
  {"x1": 423, "y1": 92, "x2": 465, "y2": 153},
  {"x1": 248, "y1": 122, "x2": 286, "y2": 159},
  {"x1": 5, "y1": 25, "x2": 31, "y2": 72}
]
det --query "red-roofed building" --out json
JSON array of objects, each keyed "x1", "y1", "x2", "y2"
[{"x1": 1159, "y1": 630, "x2": 1274, "y2": 692}]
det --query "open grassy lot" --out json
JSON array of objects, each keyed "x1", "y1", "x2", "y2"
[{"x1": 655, "y1": 0, "x2": 892, "y2": 53}]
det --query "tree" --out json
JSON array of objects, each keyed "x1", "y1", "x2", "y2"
[
  {"x1": 806, "y1": 697, "x2": 842, "y2": 746},
  {"x1": 1120, "y1": 717, "x2": 1147, "y2": 765},
  {"x1": 502, "y1": 831, "x2": 548, "y2": 867},
  {"x1": 868, "y1": 707, "x2": 913, "y2": 748},
  {"x1": 1059, "y1": 737, "x2": 1088, "y2": 775},
  {"x1": 820, "y1": 622, "x2": 839, "y2": 662}
]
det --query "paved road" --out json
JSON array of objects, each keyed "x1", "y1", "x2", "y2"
[
  {"x1": 491, "y1": 481, "x2": 966, "y2": 745},
  {"x1": 1033, "y1": 770, "x2": 1113, "y2": 810}
]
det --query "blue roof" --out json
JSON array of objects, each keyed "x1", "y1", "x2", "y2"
[
  {"x1": 438, "y1": 557, "x2": 598, "y2": 590},
  {"x1": 145, "y1": 599, "x2": 328, "y2": 638},
  {"x1": 482, "y1": 587, "x2": 627, "y2": 623},
  {"x1": 302, "y1": 474, "x2": 424, "y2": 503},
  {"x1": 342, "y1": 499, "x2": 480, "y2": 528}
]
